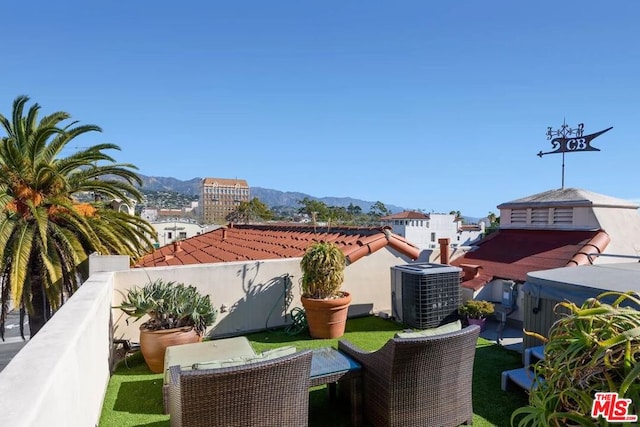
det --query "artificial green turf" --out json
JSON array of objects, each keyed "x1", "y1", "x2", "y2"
[{"x1": 99, "y1": 316, "x2": 528, "y2": 426}]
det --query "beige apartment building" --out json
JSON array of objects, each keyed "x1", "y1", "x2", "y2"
[{"x1": 199, "y1": 177, "x2": 250, "y2": 224}]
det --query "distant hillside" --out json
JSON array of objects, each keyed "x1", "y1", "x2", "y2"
[
  {"x1": 137, "y1": 174, "x2": 404, "y2": 213},
  {"x1": 138, "y1": 175, "x2": 201, "y2": 195}
]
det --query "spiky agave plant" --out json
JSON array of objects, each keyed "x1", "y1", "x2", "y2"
[
  {"x1": 512, "y1": 291, "x2": 640, "y2": 427},
  {"x1": 115, "y1": 279, "x2": 217, "y2": 335}
]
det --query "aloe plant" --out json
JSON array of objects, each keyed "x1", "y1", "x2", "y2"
[
  {"x1": 300, "y1": 241, "x2": 346, "y2": 299},
  {"x1": 115, "y1": 279, "x2": 217, "y2": 335},
  {"x1": 512, "y1": 291, "x2": 640, "y2": 427}
]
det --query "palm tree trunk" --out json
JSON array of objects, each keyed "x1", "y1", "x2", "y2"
[
  {"x1": 27, "y1": 260, "x2": 51, "y2": 337},
  {"x1": 27, "y1": 279, "x2": 49, "y2": 337}
]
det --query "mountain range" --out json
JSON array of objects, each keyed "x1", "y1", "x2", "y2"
[{"x1": 137, "y1": 174, "x2": 405, "y2": 213}]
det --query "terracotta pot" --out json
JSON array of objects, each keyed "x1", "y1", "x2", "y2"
[
  {"x1": 139, "y1": 326, "x2": 202, "y2": 373},
  {"x1": 301, "y1": 292, "x2": 352, "y2": 339},
  {"x1": 467, "y1": 317, "x2": 487, "y2": 332}
]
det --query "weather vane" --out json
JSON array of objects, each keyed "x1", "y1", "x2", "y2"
[{"x1": 537, "y1": 120, "x2": 612, "y2": 189}]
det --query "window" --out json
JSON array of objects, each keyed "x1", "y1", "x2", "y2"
[
  {"x1": 431, "y1": 232, "x2": 436, "y2": 242},
  {"x1": 167, "y1": 232, "x2": 173, "y2": 239},
  {"x1": 179, "y1": 232, "x2": 187, "y2": 239}
]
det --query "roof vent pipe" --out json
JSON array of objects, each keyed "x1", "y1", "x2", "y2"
[{"x1": 438, "y1": 238, "x2": 450, "y2": 264}]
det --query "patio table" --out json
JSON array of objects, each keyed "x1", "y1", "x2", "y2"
[{"x1": 310, "y1": 347, "x2": 362, "y2": 427}]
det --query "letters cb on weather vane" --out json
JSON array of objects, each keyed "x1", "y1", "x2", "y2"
[{"x1": 537, "y1": 120, "x2": 613, "y2": 189}]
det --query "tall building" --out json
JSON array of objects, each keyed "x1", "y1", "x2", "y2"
[{"x1": 199, "y1": 177, "x2": 250, "y2": 224}]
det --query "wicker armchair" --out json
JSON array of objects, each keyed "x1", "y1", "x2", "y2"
[
  {"x1": 338, "y1": 325, "x2": 480, "y2": 427},
  {"x1": 167, "y1": 350, "x2": 313, "y2": 427}
]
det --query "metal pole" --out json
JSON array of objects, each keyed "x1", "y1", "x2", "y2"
[{"x1": 561, "y1": 151, "x2": 565, "y2": 189}]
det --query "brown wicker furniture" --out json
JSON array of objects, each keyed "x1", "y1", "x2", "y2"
[
  {"x1": 167, "y1": 350, "x2": 313, "y2": 427},
  {"x1": 310, "y1": 347, "x2": 363, "y2": 426},
  {"x1": 338, "y1": 324, "x2": 481, "y2": 427}
]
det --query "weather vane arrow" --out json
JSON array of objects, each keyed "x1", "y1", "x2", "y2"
[
  {"x1": 538, "y1": 121, "x2": 613, "y2": 189},
  {"x1": 537, "y1": 126, "x2": 613, "y2": 157}
]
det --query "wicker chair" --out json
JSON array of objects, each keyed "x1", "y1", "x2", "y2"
[
  {"x1": 338, "y1": 325, "x2": 481, "y2": 427},
  {"x1": 167, "y1": 350, "x2": 313, "y2": 427}
]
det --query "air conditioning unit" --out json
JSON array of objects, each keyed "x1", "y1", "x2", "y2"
[{"x1": 391, "y1": 263, "x2": 462, "y2": 329}]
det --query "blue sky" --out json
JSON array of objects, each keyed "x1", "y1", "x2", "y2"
[{"x1": 2, "y1": 1, "x2": 639, "y2": 217}]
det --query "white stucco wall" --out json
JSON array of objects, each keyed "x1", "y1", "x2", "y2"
[
  {"x1": 112, "y1": 248, "x2": 415, "y2": 342},
  {"x1": 383, "y1": 214, "x2": 475, "y2": 250},
  {"x1": 500, "y1": 206, "x2": 601, "y2": 230},
  {"x1": 152, "y1": 220, "x2": 218, "y2": 247},
  {"x1": 592, "y1": 207, "x2": 640, "y2": 260},
  {"x1": 0, "y1": 272, "x2": 114, "y2": 427}
]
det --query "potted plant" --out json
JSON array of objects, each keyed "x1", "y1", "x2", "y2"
[
  {"x1": 300, "y1": 241, "x2": 351, "y2": 339},
  {"x1": 458, "y1": 299, "x2": 494, "y2": 331},
  {"x1": 115, "y1": 279, "x2": 217, "y2": 373}
]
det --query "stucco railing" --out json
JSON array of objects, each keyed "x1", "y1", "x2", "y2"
[{"x1": 0, "y1": 272, "x2": 114, "y2": 427}]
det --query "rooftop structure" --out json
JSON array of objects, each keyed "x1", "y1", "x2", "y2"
[
  {"x1": 380, "y1": 211, "x2": 484, "y2": 250},
  {"x1": 450, "y1": 187, "x2": 640, "y2": 322}
]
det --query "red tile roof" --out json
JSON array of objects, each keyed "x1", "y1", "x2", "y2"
[
  {"x1": 380, "y1": 211, "x2": 430, "y2": 220},
  {"x1": 451, "y1": 229, "x2": 610, "y2": 290},
  {"x1": 459, "y1": 224, "x2": 482, "y2": 231},
  {"x1": 136, "y1": 224, "x2": 421, "y2": 268}
]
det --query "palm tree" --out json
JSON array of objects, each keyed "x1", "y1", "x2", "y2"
[{"x1": 0, "y1": 96, "x2": 156, "y2": 338}]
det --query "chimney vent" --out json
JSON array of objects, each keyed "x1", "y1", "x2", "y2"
[{"x1": 438, "y1": 238, "x2": 450, "y2": 264}]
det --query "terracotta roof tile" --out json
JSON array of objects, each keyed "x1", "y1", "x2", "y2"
[
  {"x1": 451, "y1": 229, "x2": 610, "y2": 284},
  {"x1": 136, "y1": 224, "x2": 421, "y2": 268},
  {"x1": 380, "y1": 211, "x2": 430, "y2": 220}
]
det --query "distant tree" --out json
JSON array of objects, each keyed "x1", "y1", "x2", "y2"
[
  {"x1": 346, "y1": 203, "x2": 362, "y2": 216},
  {"x1": 328, "y1": 205, "x2": 348, "y2": 223},
  {"x1": 226, "y1": 197, "x2": 273, "y2": 223},
  {"x1": 487, "y1": 211, "x2": 498, "y2": 226},
  {"x1": 297, "y1": 197, "x2": 330, "y2": 222},
  {"x1": 369, "y1": 201, "x2": 390, "y2": 218}
]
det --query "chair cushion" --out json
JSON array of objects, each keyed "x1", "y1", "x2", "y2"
[
  {"x1": 192, "y1": 345, "x2": 297, "y2": 370},
  {"x1": 394, "y1": 320, "x2": 462, "y2": 338},
  {"x1": 163, "y1": 336, "x2": 257, "y2": 384}
]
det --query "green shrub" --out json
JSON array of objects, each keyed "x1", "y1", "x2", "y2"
[{"x1": 459, "y1": 300, "x2": 495, "y2": 319}]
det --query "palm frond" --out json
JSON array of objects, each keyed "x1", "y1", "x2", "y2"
[{"x1": 9, "y1": 225, "x2": 34, "y2": 304}]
